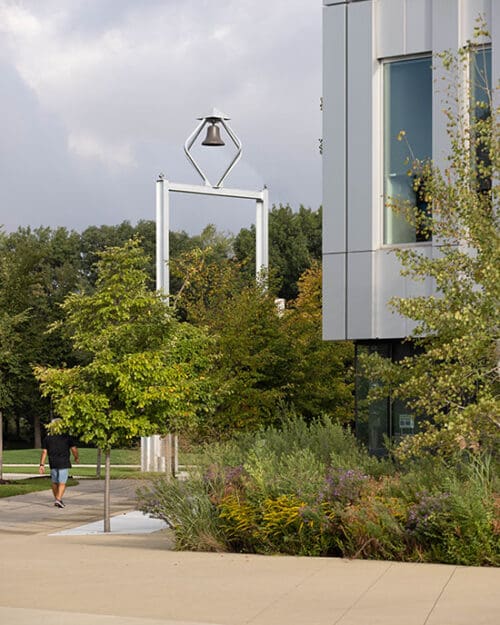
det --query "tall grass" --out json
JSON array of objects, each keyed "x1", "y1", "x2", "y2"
[{"x1": 137, "y1": 416, "x2": 499, "y2": 564}]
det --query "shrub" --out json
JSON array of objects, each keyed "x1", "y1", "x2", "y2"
[
  {"x1": 338, "y1": 499, "x2": 407, "y2": 560},
  {"x1": 139, "y1": 418, "x2": 499, "y2": 565},
  {"x1": 401, "y1": 454, "x2": 500, "y2": 565},
  {"x1": 321, "y1": 468, "x2": 370, "y2": 505},
  {"x1": 218, "y1": 493, "x2": 340, "y2": 557},
  {"x1": 137, "y1": 477, "x2": 228, "y2": 552}
]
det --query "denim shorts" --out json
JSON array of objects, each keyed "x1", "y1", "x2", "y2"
[{"x1": 50, "y1": 468, "x2": 69, "y2": 484}]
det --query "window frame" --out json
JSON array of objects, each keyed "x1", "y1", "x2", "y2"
[{"x1": 380, "y1": 53, "x2": 433, "y2": 248}]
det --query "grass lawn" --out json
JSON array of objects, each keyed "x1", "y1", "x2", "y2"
[
  {"x1": 2, "y1": 466, "x2": 141, "y2": 478},
  {"x1": 0, "y1": 477, "x2": 79, "y2": 498},
  {"x1": 2, "y1": 447, "x2": 140, "y2": 465}
]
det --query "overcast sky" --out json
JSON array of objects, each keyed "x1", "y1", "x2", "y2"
[{"x1": 0, "y1": 0, "x2": 321, "y2": 235}]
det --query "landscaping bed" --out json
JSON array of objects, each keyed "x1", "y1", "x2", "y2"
[{"x1": 138, "y1": 417, "x2": 500, "y2": 566}]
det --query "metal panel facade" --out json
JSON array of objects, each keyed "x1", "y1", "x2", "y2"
[
  {"x1": 322, "y1": 0, "x2": 496, "y2": 341},
  {"x1": 377, "y1": 0, "x2": 405, "y2": 59},
  {"x1": 347, "y1": 251, "x2": 374, "y2": 339},
  {"x1": 347, "y1": 1, "x2": 373, "y2": 252},
  {"x1": 406, "y1": 0, "x2": 433, "y2": 54},
  {"x1": 322, "y1": 4, "x2": 346, "y2": 255},
  {"x1": 322, "y1": 253, "x2": 346, "y2": 339}
]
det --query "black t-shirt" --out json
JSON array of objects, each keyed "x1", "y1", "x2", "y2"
[{"x1": 42, "y1": 434, "x2": 76, "y2": 469}]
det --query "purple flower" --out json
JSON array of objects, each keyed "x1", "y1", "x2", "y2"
[
  {"x1": 321, "y1": 468, "x2": 369, "y2": 504},
  {"x1": 406, "y1": 491, "x2": 451, "y2": 537}
]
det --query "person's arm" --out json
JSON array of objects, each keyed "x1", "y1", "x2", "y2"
[
  {"x1": 71, "y1": 446, "x2": 79, "y2": 463},
  {"x1": 39, "y1": 449, "x2": 47, "y2": 474}
]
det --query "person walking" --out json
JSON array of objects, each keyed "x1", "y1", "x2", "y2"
[{"x1": 39, "y1": 421, "x2": 79, "y2": 508}]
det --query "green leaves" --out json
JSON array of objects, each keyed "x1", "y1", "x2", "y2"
[
  {"x1": 234, "y1": 204, "x2": 322, "y2": 300},
  {"x1": 171, "y1": 253, "x2": 353, "y2": 436},
  {"x1": 36, "y1": 240, "x2": 216, "y2": 449},
  {"x1": 371, "y1": 38, "x2": 500, "y2": 459}
]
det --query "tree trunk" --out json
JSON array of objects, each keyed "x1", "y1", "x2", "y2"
[
  {"x1": 0, "y1": 410, "x2": 3, "y2": 482},
  {"x1": 96, "y1": 448, "x2": 102, "y2": 478},
  {"x1": 33, "y1": 414, "x2": 41, "y2": 449},
  {"x1": 104, "y1": 449, "x2": 111, "y2": 533}
]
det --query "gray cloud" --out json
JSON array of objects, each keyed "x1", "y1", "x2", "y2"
[{"x1": 0, "y1": 0, "x2": 321, "y2": 234}]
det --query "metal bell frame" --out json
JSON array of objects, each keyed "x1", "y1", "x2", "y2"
[
  {"x1": 184, "y1": 110, "x2": 242, "y2": 188},
  {"x1": 142, "y1": 110, "x2": 268, "y2": 476}
]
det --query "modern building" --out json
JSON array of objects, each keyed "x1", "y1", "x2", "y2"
[{"x1": 322, "y1": 0, "x2": 498, "y2": 453}]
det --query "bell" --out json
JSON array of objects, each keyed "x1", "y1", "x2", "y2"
[{"x1": 202, "y1": 122, "x2": 225, "y2": 146}]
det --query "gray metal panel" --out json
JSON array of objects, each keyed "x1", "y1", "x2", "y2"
[
  {"x1": 347, "y1": 0, "x2": 373, "y2": 252},
  {"x1": 404, "y1": 246, "x2": 435, "y2": 336},
  {"x1": 406, "y1": 0, "x2": 432, "y2": 54},
  {"x1": 373, "y1": 246, "x2": 435, "y2": 339},
  {"x1": 322, "y1": 253, "x2": 346, "y2": 340},
  {"x1": 432, "y1": 0, "x2": 459, "y2": 175},
  {"x1": 461, "y1": 0, "x2": 491, "y2": 43},
  {"x1": 323, "y1": 3, "x2": 347, "y2": 254},
  {"x1": 374, "y1": 249, "x2": 406, "y2": 338},
  {"x1": 492, "y1": 0, "x2": 500, "y2": 112},
  {"x1": 432, "y1": 0, "x2": 459, "y2": 53},
  {"x1": 376, "y1": 0, "x2": 404, "y2": 59},
  {"x1": 347, "y1": 251, "x2": 374, "y2": 339}
]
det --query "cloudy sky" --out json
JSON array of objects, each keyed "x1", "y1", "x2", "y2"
[{"x1": 0, "y1": 0, "x2": 321, "y2": 235}]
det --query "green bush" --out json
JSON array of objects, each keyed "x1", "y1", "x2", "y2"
[
  {"x1": 137, "y1": 476, "x2": 228, "y2": 552},
  {"x1": 137, "y1": 417, "x2": 499, "y2": 565}
]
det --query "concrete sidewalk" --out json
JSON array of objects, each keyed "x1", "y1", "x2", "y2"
[
  {"x1": 0, "y1": 481, "x2": 499, "y2": 625},
  {"x1": 0, "y1": 478, "x2": 143, "y2": 534}
]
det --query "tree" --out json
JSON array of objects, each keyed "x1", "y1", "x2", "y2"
[
  {"x1": 170, "y1": 247, "x2": 251, "y2": 325},
  {"x1": 0, "y1": 226, "x2": 83, "y2": 446},
  {"x1": 234, "y1": 204, "x2": 321, "y2": 300},
  {"x1": 172, "y1": 251, "x2": 354, "y2": 437},
  {"x1": 80, "y1": 220, "x2": 235, "y2": 295},
  {"x1": 35, "y1": 240, "x2": 215, "y2": 530},
  {"x1": 0, "y1": 310, "x2": 26, "y2": 480},
  {"x1": 283, "y1": 261, "x2": 354, "y2": 423},
  {"x1": 80, "y1": 221, "x2": 143, "y2": 287},
  {"x1": 363, "y1": 39, "x2": 499, "y2": 459},
  {"x1": 171, "y1": 249, "x2": 292, "y2": 435},
  {"x1": 206, "y1": 283, "x2": 293, "y2": 435}
]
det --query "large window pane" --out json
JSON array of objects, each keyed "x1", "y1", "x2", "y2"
[
  {"x1": 355, "y1": 341, "x2": 421, "y2": 455},
  {"x1": 471, "y1": 47, "x2": 491, "y2": 112},
  {"x1": 355, "y1": 343, "x2": 390, "y2": 456},
  {"x1": 384, "y1": 57, "x2": 432, "y2": 244},
  {"x1": 471, "y1": 47, "x2": 492, "y2": 193}
]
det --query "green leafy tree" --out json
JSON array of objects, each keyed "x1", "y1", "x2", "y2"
[
  {"x1": 80, "y1": 221, "x2": 145, "y2": 286},
  {"x1": 171, "y1": 247, "x2": 251, "y2": 325},
  {"x1": 363, "y1": 39, "x2": 499, "y2": 458},
  {"x1": 234, "y1": 204, "x2": 321, "y2": 300},
  {"x1": 172, "y1": 250, "x2": 291, "y2": 435},
  {"x1": 35, "y1": 240, "x2": 215, "y2": 530},
  {"x1": 173, "y1": 252, "x2": 354, "y2": 437},
  {"x1": 284, "y1": 261, "x2": 354, "y2": 423},
  {"x1": 0, "y1": 310, "x2": 26, "y2": 480},
  {"x1": 207, "y1": 283, "x2": 292, "y2": 435},
  {"x1": 80, "y1": 220, "x2": 234, "y2": 293},
  {"x1": 0, "y1": 226, "x2": 83, "y2": 446}
]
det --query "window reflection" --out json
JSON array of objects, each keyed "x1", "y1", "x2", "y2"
[
  {"x1": 383, "y1": 57, "x2": 432, "y2": 244},
  {"x1": 471, "y1": 47, "x2": 492, "y2": 194}
]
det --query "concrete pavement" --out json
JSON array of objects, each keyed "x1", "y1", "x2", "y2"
[
  {"x1": 0, "y1": 479, "x2": 499, "y2": 625},
  {"x1": 0, "y1": 478, "x2": 142, "y2": 534}
]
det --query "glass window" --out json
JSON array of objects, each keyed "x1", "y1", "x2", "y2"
[
  {"x1": 355, "y1": 343, "x2": 390, "y2": 456},
  {"x1": 471, "y1": 47, "x2": 491, "y2": 112},
  {"x1": 383, "y1": 57, "x2": 432, "y2": 244},
  {"x1": 471, "y1": 47, "x2": 492, "y2": 194},
  {"x1": 355, "y1": 341, "x2": 421, "y2": 455}
]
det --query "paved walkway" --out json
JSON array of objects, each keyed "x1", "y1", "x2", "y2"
[{"x1": 0, "y1": 480, "x2": 499, "y2": 625}]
